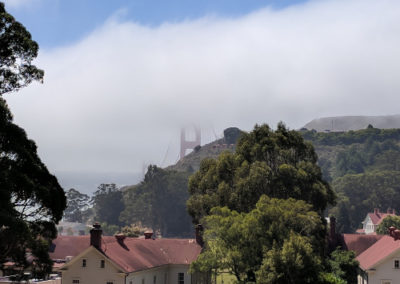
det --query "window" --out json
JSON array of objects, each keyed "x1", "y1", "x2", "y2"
[
  {"x1": 82, "y1": 259, "x2": 86, "y2": 267},
  {"x1": 395, "y1": 260, "x2": 400, "y2": 269},
  {"x1": 153, "y1": 275, "x2": 156, "y2": 284},
  {"x1": 142, "y1": 279, "x2": 145, "y2": 284},
  {"x1": 72, "y1": 280, "x2": 80, "y2": 284},
  {"x1": 100, "y1": 259, "x2": 105, "y2": 268},
  {"x1": 129, "y1": 282, "x2": 133, "y2": 284},
  {"x1": 106, "y1": 282, "x2": 113, "y2": 284},
  {"x1": 178, "y1": 273, "x2": 184, "y2": 284},
  {"x1": 381, "y1": 281, "x2": 392, "y2": 284}
]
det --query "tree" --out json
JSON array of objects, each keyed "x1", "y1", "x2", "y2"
[
  {"x1": 120, "y1": 165, "x2": 193, "y2": 237},
  {"x1": 187, "y1": 123, "x2": 335, "y2": 224},
  {"x1": 0, "y1": 2, "x2": 44, "y2": 95},
  {"x1": 92, "y1": 183, "x2": 124, "y2": 226},
  {"x1": 326, "y1": 248, "x2": 359, "y2": 284},
  {"x1": 64, "y1": 188, "x2": 90, "y2": 223},
  {"x1": 376, "y1": 215, "x2": 400, "y2": 235},
  {"x1": 0, "y1": 98, "x2": 66, "y2": 276},
  {"x1": 191, "y1": 196, "x2": 326, "y2": 283},
  {"x1": 0, "y1": 3, "x2": 65, "y2": 277}
]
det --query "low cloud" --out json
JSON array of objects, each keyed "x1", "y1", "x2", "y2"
[{"x1": 4, "y1": 0, "x2": 400, "y2": 184}]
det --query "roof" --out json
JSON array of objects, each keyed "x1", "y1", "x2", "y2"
[
  {"x1": 341, "y1": 234, "x2": 383, "y2": 256},
  {"x1": 367, "y1": 212, "x2": 396, "y2": 225},
  {"x1": 357, "y1": 235, "x2": 400, "y2": 270},
  {"x1": 49, "y1": 235, "x2": 202, "y2": 273}
]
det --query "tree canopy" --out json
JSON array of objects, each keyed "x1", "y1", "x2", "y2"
[
  {"x1": 92, "y1": 183, "x2": 124, "y2": 227},
  {"x1": 0, "y1": 3, "x2": 65, "y2": 277},
  {"x1": 0, "y1": 2, "x2": 44, "y2": 95},
  {"x1": 0, "y1": 98, "x2": 66, "y2": 276},
  {"x1": 376, "y1": 215, "x2": 400, "y2": 235},
  {"x1": 189, "y1": 123, "x2": 337, "y2": 283},
  {"x1": 187, "y1": 123, "x2": 335, "y2": 224},
  {"x1": 64, "y1": 188, "x2": 90, "y2": 223},
  {"x1": 191, "y1": 196, "x2": 326, "y2": 283},
  {"x1": 120, "y1": 165, "x2": 193, "y2": 237}
]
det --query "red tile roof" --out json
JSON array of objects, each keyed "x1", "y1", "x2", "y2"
[
  {"x1": 49, "y1": 235, "x2": 202, "y2": 273},
  {"x1": 342, "y1": 234, "x2": 383, "y2": 256},
  {"x1": 368, "y1": 212, "x2": 396, "y2": 225},
  {"x1": 357, "y1": 235, "x2": 400, "y2": 270}
]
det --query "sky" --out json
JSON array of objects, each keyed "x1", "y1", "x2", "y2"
[{"x1": 2, "y1": 0, "x2": 400, "y2": 193}]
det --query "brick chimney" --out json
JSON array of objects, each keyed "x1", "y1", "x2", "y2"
[
  {"x1": 144, "y1": 230, "x2": 153, "y2": 239},
  {"x1": 90, "y1": 223, "x2": 102, "y2": 249},
  {"x1": 374, "y1": 208, "x2": 379, "y2": 215},
  {"x1": 195, "y1": 224, "x2": 204, "y2": 247}
]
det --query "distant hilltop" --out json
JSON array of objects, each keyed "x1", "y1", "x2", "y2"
[{"x1": 302, "y1": 115, "x2": 400, "y2": 132}]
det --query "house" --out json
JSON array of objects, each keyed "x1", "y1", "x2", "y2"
[
  {"x1": 357, "y1": 227, "x2": 400, "y2": 284},
  {"x1": 360, "y1": 209, "x2": 396, "y2": 234},
  {"x1": 50, "y1": 224, "x2": 204, "y2": 284}
]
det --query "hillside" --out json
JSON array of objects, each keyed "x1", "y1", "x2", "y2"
[
  {"x1": 166, "y1": 127, "x2": 242, "y2": 172},
  {"x1": 303, "y1": 115, "x2": 400, "y2": 132},
  {"x1": 121, "y1": 125, "x2": 400, "y2": 237}
]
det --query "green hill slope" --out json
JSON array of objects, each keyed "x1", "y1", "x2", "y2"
[{"x1": 121, "y1": 125, "x2": 400, "y2": 236}]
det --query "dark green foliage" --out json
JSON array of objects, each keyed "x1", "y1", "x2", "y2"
[
  {"x1": 376, "y1": 215, "x2": 400, "y2": 235},
  {"x1": 330, "y1": 171, "x2": 400, "y2": 233},
  {"x1": 187, "y1": 123, "x2": 335, "y2": 223},
  {"x1": 0, "y1": 98, "x2": 66, "y2": 274},
  {"x1": 327, "y1": 248, "x2": 359, "y2": 284},
  {"x1": 192, "y1": 196, "x2": 326, "y2": 283},
  {"x1": 64, "y1": 188, "x2": 91, "y2": 223},
  {"x1": 301, "y1": 127, "x2": 400, "y2": 146},
  {"x1": 120, "y1": 166, "x2": 193, "y2": 237},
  {"x1": 189, "y1": 124, "x2": 336, "y2": 283},
  {"x1": 0, "y1": 2, "x2": 44, "y2": 95},
  {"x1": 224, "y1": 127, "x2": 243, "y2": 144},
  {"x1": 92, "y1": 184, "x2": 124, "y2": 226}
]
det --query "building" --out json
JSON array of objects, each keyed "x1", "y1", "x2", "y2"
[
  {"x1": 360, "y1": 209, "x2": 396, "y2": 234},
  {"x1": 50, "y1": 224, "x2": 204, "y2": 284},
  {"x1": 357, "y1": 228, "x2": 400, "y2": 284}
]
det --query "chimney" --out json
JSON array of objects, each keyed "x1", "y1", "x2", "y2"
[
  {"x1": 115, "y1": 233, "x2": 126, "y2": 245},
  {"x1": 195, "y1": 224, "x2": 204, "y2": 247},
  {"x1": 144, "y1": 230, "x2": 153, "y2": 239},
  {"x1": 90, "y1": 223, "x2": 102, "y2": 249},
  {"x1": 374, "y1": 208, "x2": 379, "y2": 215},
  {"x1": 329, "y1": 216, "x2": 336, "y2": 240}
]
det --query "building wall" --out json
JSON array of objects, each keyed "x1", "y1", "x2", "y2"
[
  {"x1": 363, "y1": 217, "x2": 376, "y2": 234},
  {"x1": 61, "y1": 249, "x2": 125, "y2": 284},
  {"x1": 365, "y1": 251, "x2": 400, "y2": 284},
  {"x1": 126, "y1": 265, "x2": 190, "y2": 284}
]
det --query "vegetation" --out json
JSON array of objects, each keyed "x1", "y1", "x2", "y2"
[
  {"x1": 187, "y1": 123, "x2": 335, "y2": 223},
  {"x1": 189, "y1": 124, "x2": 336, "y2": 283},
  {"x1": 92, "y1": 183, "x2": 124, "y2": 227},
  {"x1": 120, "y1": 166, "x2": 193, "y2": 237},
  {"x1": 64, "y1": 188, "x2": 91, "y2": 223},
  {"x1": 301, "y1": 127, "x2": 400, "y2": 233},
  {"x1": 0, "y1": 2, "x2": 66, "y2": 278},
  {"x1": 376, "y1": 215, "x2": 400, "y2": 235}
]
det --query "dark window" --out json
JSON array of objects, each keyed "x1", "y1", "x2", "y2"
[
  {"x1": 178, "y1": 272, "x2": 184, "y2": 284},
  {"x1": 153, "y1": 275, "x2": 156, "y2": 284},
  {"x1": 395, "y1": 260, "x2": 399, "y2": 269},
  {"x1": 100, "y1": 259, "x2": 105, "y2": 268},
  {"x1": 142, "y1": 279, "x2": 145, "y2": 284},
  {"x1": 106, "y1": 282, "x2": 113, "y2": 284},
  {"x1": 82, "y1": 259, "x2": 86, "y2": 267},
  {"x1": 72, "y1": 280, "x2": 80, "y2": 284}
]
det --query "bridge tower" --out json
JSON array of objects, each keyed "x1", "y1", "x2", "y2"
[{"x1": 180, "y1": 126, "x2": 201, "y2": 160}]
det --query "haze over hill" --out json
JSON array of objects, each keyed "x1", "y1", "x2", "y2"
[{"x1": 303, "y1": 115, "x2": 400, "y2": 132}]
